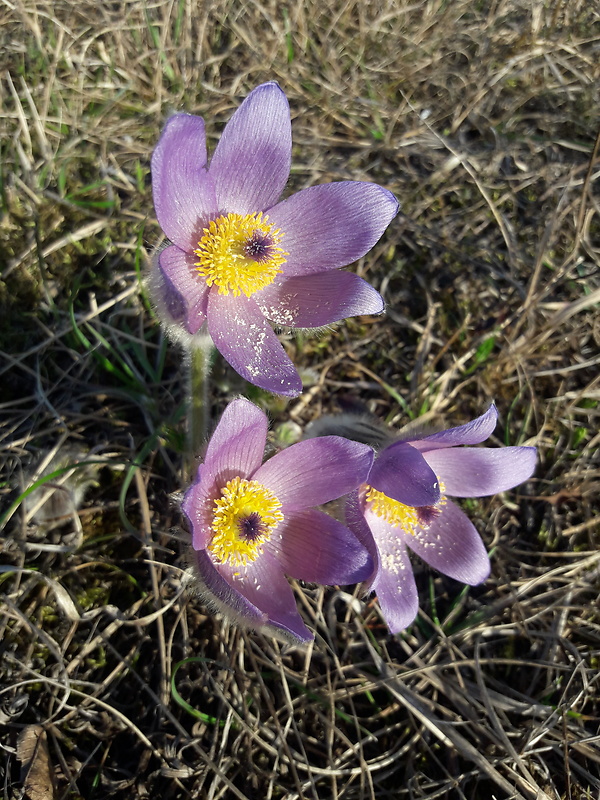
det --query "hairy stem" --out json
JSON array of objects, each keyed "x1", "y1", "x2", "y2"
[{"x1": 186, "y1": 335, "x2": 214, "y2": 480}]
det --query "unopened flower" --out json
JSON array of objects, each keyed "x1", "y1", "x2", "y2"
[
  {"x1": 182, "y1": 398, "x2": 375, "y2": 643},
  {"x1": 150, "y1": 82, "x2": 398, "y2": 396},
  {"x1": 347, "y1": 404, "x2": 537, "y2": 633}
]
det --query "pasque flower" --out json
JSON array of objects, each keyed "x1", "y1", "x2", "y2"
[
  {"x1": 150, "y1": 82, "x2": 398, "y2": 396},
  {"x1": 346, "y1": 404, "x2": 537, "y2": 633},
  {"x1": 182, "y1": 397, "x2": 375, "y2": 643}
]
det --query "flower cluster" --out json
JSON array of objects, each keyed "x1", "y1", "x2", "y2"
[
  {"x1": 182, "y1": 399, "x2": 535, "y2": 642},
  {"x1": 150, "y1": 82, "x2": 537, "y2": 644}
]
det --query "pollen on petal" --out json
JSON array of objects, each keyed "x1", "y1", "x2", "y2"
[
  {"x1": 194, "y1": 212, "x2": 287, "y2": 297},
  {"x1": 208, "y1": 476, "x2": 284, "y2": 567}
]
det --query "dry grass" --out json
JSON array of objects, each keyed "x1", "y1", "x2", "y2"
[{"x1": 1, "y1": 0, "x2": 599, "y2": 798}]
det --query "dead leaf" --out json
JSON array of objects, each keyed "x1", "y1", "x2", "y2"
[{"x1": 17, "y1": 725, "x2": 56, "y2": 800}]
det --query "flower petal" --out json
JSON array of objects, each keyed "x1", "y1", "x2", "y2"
[
  {"x1": 202, "y1": 397, "x2": 268, "y2": 480},
  {"x1": 147, "y1": 250, "x2": 187, "y2": 327},
  {"x1": 182, "y1": 464, "x2": 218, "y2": 551},
  {"x1": 157, "y1": 246, "x2": 210, "y2": 334},
  {"x1": 192, "y1": 549, "x2": 267, "y2": 628},
  {"x1": 410, "y1": 404, "x2": 498, "y2": 452},
  {"x1": 151, "y1": 114, "x2": 218, "y2": 250},
  {"x1": 271, "y1": 508, "x2": 373, "y2": 584},
  {"x1": 363, "y1": 509, "x2": 419, "y2": 633},
  {"x1": 254, "y1": 436, "x2": 373, "y2": 510},
  {"x1": 218, "y1": 550, "x2": 313, "y2": 643},
  {"x1": 207, "y1": 291, "x2": 302, "y2": 396},
  {"x1": 208, "y1": 82, "x2": 292, "y2": 214},
  {"x1": 344, "y1": 490, "x2": 379, "y2": 568},
  {"x1": 424, "y1": 446, "x2": 537, "y2": 497},
  {"x1": 256, "y1": 270, "x2": 384, "y2": 327},
  {"x1": 369, "y1": 442, "x2": 441, "y2": 507},
  {"x1": 267, "y1": 181, "x2": 399, "y2": 276},
  {"x1": 406, "y1": 499, "x2": 491, "y2": 585}
]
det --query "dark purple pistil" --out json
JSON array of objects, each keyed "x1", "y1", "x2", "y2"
[
  {"x1": 243, "y1": 231, "x2": 274, "y2": 263},
  {"x1": 239, "y1": 512, "x2": 266, "y2": 541},
  {"x1": 417, "y1": 505, "x2": 441, "y2": 528}
]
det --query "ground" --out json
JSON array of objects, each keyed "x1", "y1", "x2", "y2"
[{"x1": 0, "y1": 1, "x2": 599, "y2": 798}]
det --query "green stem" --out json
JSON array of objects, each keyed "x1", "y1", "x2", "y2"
[{"x1": 186, "y1": 335, "x2": 214, "y2": 480}]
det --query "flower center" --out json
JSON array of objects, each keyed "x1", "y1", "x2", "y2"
[
  {"x1": 194, "y1": 212, "x2": 287, "y2": 297},
  {"x1": 208, "y1": 476, "x2": 284, "y2": 567},
  {"x1": 364, "y1": 483, "x2": 446, "y2": 535}
]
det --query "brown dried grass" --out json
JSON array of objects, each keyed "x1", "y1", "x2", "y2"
[{"x1": 1, "y1": 1, "x2": 599, "y2": 798}]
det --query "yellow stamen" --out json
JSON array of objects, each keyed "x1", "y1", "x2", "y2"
[
  {"x1": 365, "y1": 486, "x2": 420, "y2": 535},
  {"x1": 208, "y1": 476, "x2": 284, "y2": 567},
  {"x1": 194, "y1": 212, "x2": 287, "y2": 297},
  {"x1": 365, "y1": 480, "x2": 447, "y2": 536}
]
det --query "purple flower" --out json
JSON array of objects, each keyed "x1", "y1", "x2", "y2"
[
  {"x1": 182, "y1": 397, "x2": 375, "y2": 643},
  {"x1": 150, "y1": 82, "x2": 399, "y2": 396},
  {"x1": 346, "y1": 405, "x2": 537, "y2": 633}
]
